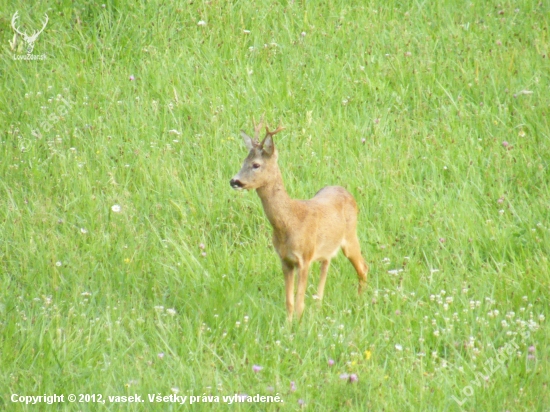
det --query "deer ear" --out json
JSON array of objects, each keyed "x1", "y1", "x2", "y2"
[
  {"x1": 240, "y1": 131, "x2": 255, "y2": 151},
  {"x1": 261, "y1": 135, "x2": 275, "y2": 156}
]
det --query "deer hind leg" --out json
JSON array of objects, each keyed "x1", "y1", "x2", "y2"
[
  {"x1": 282, "y1": 261, "x2": 295, "y2": 323},
  {"x1": 342, "y1": 234, "x2": 368, "y2": 294},
  {"x1": 314, "y1": 259, "x2": 331, "y2": 303},
  {"x1": 294, "y1": 260, "x2": 312, "y2": 321}
]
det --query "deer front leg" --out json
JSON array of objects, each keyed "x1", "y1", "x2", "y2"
[
  {"x1": 282, "y1": 261, "x2": 295, "y2": 322},
  {"x1": 295, "y1": 261, "x2": 311, "y2": 321},
  {"x1": 315, "y1": 259, "x2": 330, "y2": 303}
]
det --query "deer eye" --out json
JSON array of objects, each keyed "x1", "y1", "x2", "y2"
[{"x1": 252, "y1": 163, "x2": 261, "y2": 169}]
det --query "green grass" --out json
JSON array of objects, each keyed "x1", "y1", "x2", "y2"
[{"x1": 1, "y1": 0, "x2": 549, "y2": 410}]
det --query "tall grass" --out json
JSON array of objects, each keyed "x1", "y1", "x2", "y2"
[{"x1": 1, "y1": 1, "x2": 549, "y2": 410}]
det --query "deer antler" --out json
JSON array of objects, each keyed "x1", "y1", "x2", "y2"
[
  {"x1": 265, "y1": 124, "x2": 285, "y2": 138},
  {"x1": 252, "y1": 115, "x2": 265, "y2": 144},
  {"x1": 27, "y1": 14, "x2": 49, "y2": 42},
  {"x1": 11, "y1": 11, "x2": 26, "y2": 39}
]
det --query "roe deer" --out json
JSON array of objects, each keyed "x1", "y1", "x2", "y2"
[{"x1": 230, "y1": 120, "x2": 368, "y2": 322}]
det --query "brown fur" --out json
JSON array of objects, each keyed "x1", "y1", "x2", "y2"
[{"x1": 230, "y1": 122, "x2": 368, "y2": 321}]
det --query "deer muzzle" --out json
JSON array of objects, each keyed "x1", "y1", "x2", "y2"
[{"x1": 230, "y1": 178, "x2": 244, "y2": 189}]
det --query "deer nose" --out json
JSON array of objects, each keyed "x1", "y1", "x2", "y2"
[{"x1": 230, "y1": 179, "x2": 244, "y2": 189}]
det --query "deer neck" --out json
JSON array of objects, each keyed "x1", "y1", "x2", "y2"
[{"x1": 256, "y1": 169, "x2": 293, "y2": 232}]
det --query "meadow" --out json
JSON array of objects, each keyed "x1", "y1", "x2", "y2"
[{"x1": 1, "y1": 0, "x2": 549, "y2": 410}]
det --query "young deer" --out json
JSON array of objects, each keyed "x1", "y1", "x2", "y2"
[{"x1": 230, "y1": 120, "x2": 368, "y2": 322}]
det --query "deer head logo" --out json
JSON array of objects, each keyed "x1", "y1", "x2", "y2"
[{"x1": 10, "y1": 11, "x2": 49, "y2": 54}]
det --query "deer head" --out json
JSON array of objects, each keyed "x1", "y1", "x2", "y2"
[
  {"x1": 230, "y1": 119, "x2": 285, "y2": 191},
  {"x1": 11, "y1": 11, "x2": 49, "y2": 54}
]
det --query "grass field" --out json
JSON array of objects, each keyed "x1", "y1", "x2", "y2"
[{"x1": 1, "y1": 0, "x2": 549, "y2": 410}]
